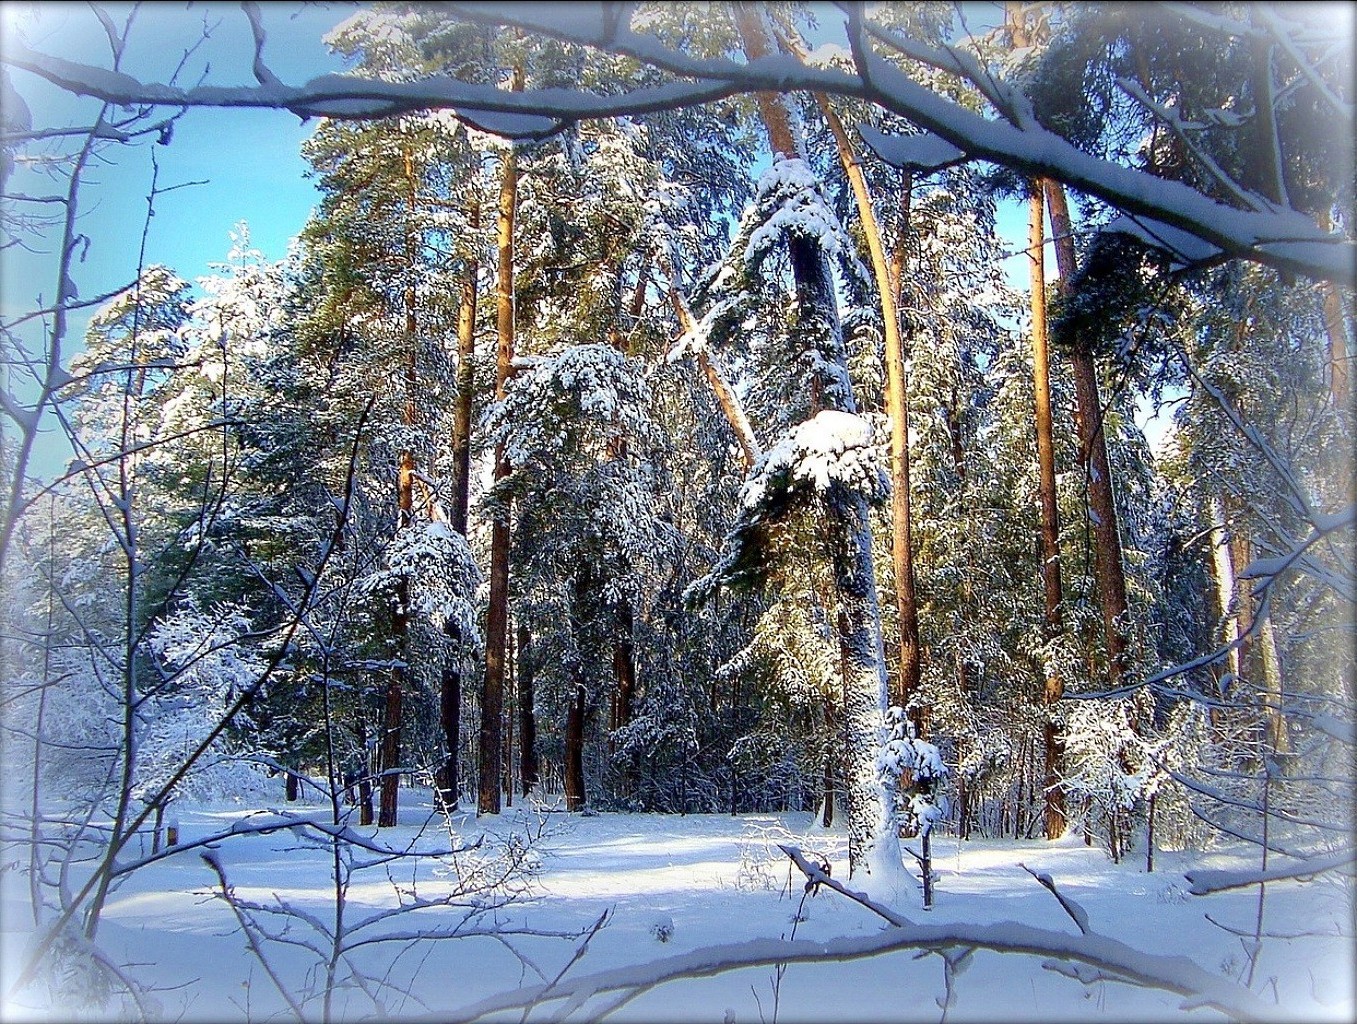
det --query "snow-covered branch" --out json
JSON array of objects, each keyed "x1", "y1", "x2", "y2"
[{"x1": 450, "y1": 912, "x2": 1282, "y2": 1022}]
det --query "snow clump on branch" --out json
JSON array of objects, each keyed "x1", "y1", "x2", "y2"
[{"x1": 741, "y1": 410, "x2": 889, "y2": 509}]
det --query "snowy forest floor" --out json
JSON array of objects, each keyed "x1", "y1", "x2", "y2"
[{"x1": 2, "y1": 793, "x2": 1352, "y2": 1023}]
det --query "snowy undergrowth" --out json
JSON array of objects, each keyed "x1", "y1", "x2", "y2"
[{"x1": 1, "y1": 802, "x2": 1351, "y2": 1023}]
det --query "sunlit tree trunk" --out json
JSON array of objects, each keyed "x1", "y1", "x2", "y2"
[
  {"x1": 480, "y1": 67, "x2": 523, "y2": 815},
  {"x1": 1045, "y1": 180, "x2": 1131, "y2": 687},
  {"x1": 803, "y1": 71, "x2": 922, "y2": 729},
  {"x1": 1028, "y1": 182, "x2": 1068, "y2": 839},
  {"x1": 450, "y1": 203, "x2": 479, "y2": 537}
]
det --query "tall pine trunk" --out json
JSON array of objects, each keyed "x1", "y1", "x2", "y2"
[
  {"x1": 564, "y1": 683, "x2": 587, "y2": 812},
  {"x1": 734, "y1": 2, "x2": 899, "y2": 886},
  {"x1": 480, "y1": 68, "x2": 523, "y2": 815},
  {"x1": 435, "y1": 204, "x2": 480, "y2": 813},
  {"x1": 379, "y1": 151, "x2": 422, "y2": 825},
  {"x1": 1029, "y1": 182, "x2": 1067, "y2": 839},
  {"x1": 789, "y1": 41, "x2": 922, "y2": 728},
  {"x1": 1045, "y1": 180, "x2": 1131, "y2": 688},
  {"x1": 450, "y1": 203, "x2": 479, "y2": 538}
]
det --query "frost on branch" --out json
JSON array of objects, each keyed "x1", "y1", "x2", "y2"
[
  {"x1": 143, "y1": 602, "x2": 271, "y2": 802},
  {"x1": 746, "y1": 158, "x2": 847, "y2": 267},
  {"x1": 359, "y1": 520, "x2": 481, "y2": 641},
  {"x1": 880, "y1": 706, "x2": 949, "y2": 839}
]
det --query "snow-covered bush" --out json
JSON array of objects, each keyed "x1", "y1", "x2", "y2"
[
  {"x1": 142, "y1": 602, "x2": 272, "y2": 803},
  {"x1": 880, "y1": 706, "x2": 950, "y2": 838}
]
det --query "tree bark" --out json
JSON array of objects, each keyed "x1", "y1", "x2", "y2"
[
  {"x1": 378, "y1": 451, "x2": 414, "y2": 827},
  {"x1": 564, "y1": 683, "x2": 587, "y2": 811},
  {"x1": 1208, "y1": 494, "x2": 1242, "y2": 685},
  {"x1": 517, "y1": 623, "x2": 538, "y2": 796},
  {"x1": 1259, "y1": 607, "x2": 1287, "y2": 755},
  {"x1": 1029, "y1": 182, "x2": 1067, "y2": 840},
  {"x1": 435, "y1": 205, "x2": 480, "y2": 812},
  {"x1": 436, "y1": 660, "x2": 461, "y2": 811},
  {"x1": 480, "y1": 66, "x2": 523, "y2": 816},
  {"x1": 1045, "y1": 179, "x2": 1131, "y2": 688},
  {"x1": 450, "y1": 202, "x2": 479, "y2": 537},
  {"x1": 378, "y1": 146, "x2": 425, "y2": 827},
  {"x1": 731, "y1": 3, "x2": 799, "y2": 160},
  {"x1": 356, "y1": 712, "x2": 374, "y2": 827}
]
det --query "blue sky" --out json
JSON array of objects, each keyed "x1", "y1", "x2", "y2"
[{"x1": 3, "y1": 2, "x2": 349, "y2": 307}]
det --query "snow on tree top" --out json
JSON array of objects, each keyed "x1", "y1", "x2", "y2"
[
  {"x1": 747, "y1": 157, "x2": 846, "y2": 265},
  {"x1": 741, "y1": 410, "x2": 888, "y2": 508}
]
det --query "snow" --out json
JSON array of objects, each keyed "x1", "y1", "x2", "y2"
[
  {"x1": 746, "y1": 158, "x2": 847, "y2": 265},
  {"x1": 3, "y1": 800, "x2": 1350, "y2": 1022},
  {"x1": 857, "y1": 125, "x2": 967, "y2": 173},
  {"x1": 741, "y1": 411, "x2": 889, "y2": 508}
]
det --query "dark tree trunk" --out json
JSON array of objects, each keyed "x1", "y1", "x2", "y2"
[
  {"x1": 611, "y1": 600, "x2": 637, "y2": 798},
  {"x1": 435, "y1": 662, "x2": 460, "y2": 811},
  {"x1": 356, "y1": 713, "x2": 374, "y2": 827},
  {"x1": 480, "y1": 68, "x2": 522, "y2": 816},
  {"x1": 378, "y1": 457, "x2": 414, "y2": 828},
  {"x1": 285, "y1": 771, "x2": 299, "y2": 802},
  {"x1": 517, "y1": 623, "x2": 538, "y2": 796},
  {"x1": 564, "y1": 683, "x2": 587, "y2": 812},
  {"x1": 821, "y1": 700, "x2": 837, "y2": 828}
]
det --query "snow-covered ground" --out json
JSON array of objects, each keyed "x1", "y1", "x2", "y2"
[{"x1": 2, "y1": 794, "x2": 1351, "y2": 1022}]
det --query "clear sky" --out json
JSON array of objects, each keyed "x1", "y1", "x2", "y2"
[
  {"x1": 4, "y1": 2, "x2": 352, "y2": 474},
  {"x1": 3, "y1": 2, "x2": 351, "y2": 303}
]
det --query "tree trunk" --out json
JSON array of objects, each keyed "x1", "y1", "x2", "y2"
[
  {"x1": 450, "y1": 203, "x2": 479, "y2": 537},
  {"x1": 1029, "y1": 182, "x2": 1068, "y2": 840},
  {"x1": 378, "y1": 453, "x2": 414, "y2": 828},
  {"x1": 820, "y1": 699, "x2": 838, "y2": 828},
  {"x1": 1206, "y1": 494, "x2": 1242, "y2": 737},
  {"x1": 517, "y1": 623, "x2": 539, "y2": 796},
  {"x1": 504, "y1": 635, "x2": 514, "y2": 806},
  {"x1": 1045, "y1": 180, "x2": 1131, "y2": 687},
  {"x1": 480, "y1": 67, "x2": 523, "y2": 816},
  {"x1": 435, "y1": 661, "x2": 460, "y2": 811},
  {"x1": 789, "y1": 41, "x2": 922, "y2": 728},
  {"x1": 436, "y1": 207, "x2": 478, "y2": 813},
  {"x1": 564, "y1": 683, "x2": 587, "y2": 811},
  {"x1": 731, "y1": 3, "x2": 799, "y2": 161},
  {"x1": 735, "y1": 1, "x2": 899, "y2": 886},
  {"x1": 611, "y1": 599, "x2": 637, "y2": 797},
  {"x1": 378, "y1": 148, "x2": 424, "y2": 828},
  {"x1": 356, "y1": 712, "x2": 374, "y2": 827},
  {"x1": 1259, "y1": 608, "x2": 1287, "y2": 755}
]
